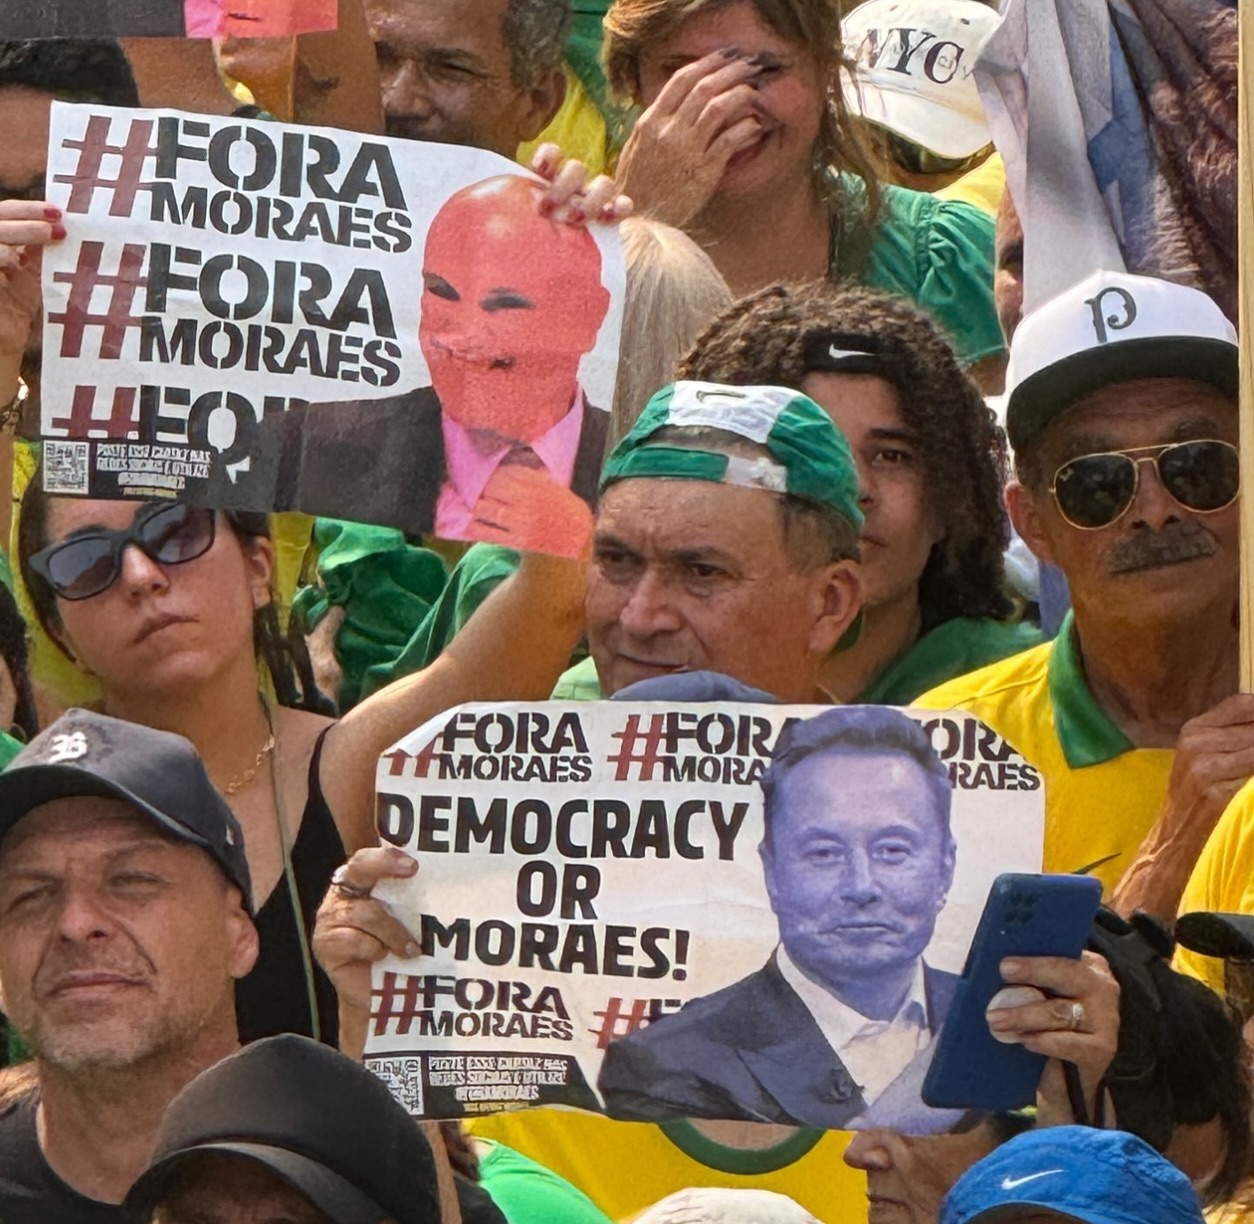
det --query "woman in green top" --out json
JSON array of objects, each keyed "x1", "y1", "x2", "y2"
[
  {"x1": 602, "y1": 0, "x2": 1004, "y2": 371},
  {"x1": 679, "y1": 281, "x2": 1040, "y2": 705}
]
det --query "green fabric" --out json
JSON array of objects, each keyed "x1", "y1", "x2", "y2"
[
  {"x1": 553, "y1": 654, "x2": 601, "y2": 700},
  {"x1": 358, "y1": 544, "x2": 521, "y2": 701},
  {"x1": 0, "y1": 550, "x2": 13, "y2": 594},
  {"x1": 294, "y1": 520, "x2": 451, "y2": 710},
  {"x1": 859, "y1": 617, "x2": 1045, "y2": 705},
  {"x1": 478, "y1": 1140, "x2": 613, "y2": 1224},
  {"x1": 840, "y1": 174, "x2": 1003, "y2": 368},
  {"x1": 0, "y1": 729, "x2": 22, "y2": 770},
  {"x1": 567, "y1": 4, "x2": 616, "y2": 131},
  {"x1": 1047, "y1": 610, "x2": 1135, "y2": 769},
  {"x1": 657, "y1": 1122, "x2": 825, "y2": 1175},
  {"x1": 601, "y1": 383, "x2": 864, "y2": 529}
]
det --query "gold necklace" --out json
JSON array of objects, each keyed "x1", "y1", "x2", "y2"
[{"x1": 223, "y1": 732, "x2": 277, "y2": 795}]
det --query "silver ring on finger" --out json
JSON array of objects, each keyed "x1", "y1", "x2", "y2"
[
  {"x1": 1067, "y1": 1000, "x2": 1085, "y2": 1031},
  {"x1": 330, "y1": 864, "x2": 372, "y2": 901}
]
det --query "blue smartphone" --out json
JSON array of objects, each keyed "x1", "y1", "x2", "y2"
[{"x1": 921, "y1": 872, "x2": 1103, "y2": 1112}]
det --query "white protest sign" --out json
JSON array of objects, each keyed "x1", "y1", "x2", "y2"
[
  {"x1": 40, "y1": 103, "x2": 624, "y2": 557},
  {"x1": 363, "y1": 701, "x2": 1045, "y2": 1134}
]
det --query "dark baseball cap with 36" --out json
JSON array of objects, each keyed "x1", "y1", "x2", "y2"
[{"x1": 0, "y1": 708, "x2": 253, "y2": 913}]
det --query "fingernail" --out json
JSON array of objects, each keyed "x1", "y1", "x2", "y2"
[
  {"x1": 568, "y1": 206, "x2": 586, "y2": 223},
  {"x1": 43, "y1": 206, "x2": 61, "y2": 220},
  {"x1": 404, "y1": 941, "x2": 419, "y2": 957},
  {"x1": 50, "y1": 223, "x2": 66, "y2": 239},
  {"x1": 537, "y1": 196, "x2": 556, "y2": 217},
  {"x1": 1001, "y1": 958, "x2": 1022, "y2": 976},
  {"x1": 986, "y1": 1010, "x2": 1012, "y2": 1029},
  {"x1": 533, "y1": 154, "x2": 554, "y2": 175},
  {"x1": 719, "y1": 47, "x2": 738, "y2": 58}
]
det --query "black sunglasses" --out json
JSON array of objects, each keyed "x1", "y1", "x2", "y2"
[
  {"x1": 1050, "y1": 440, "x2": 1240, "y2": 531},
  {"x1": 29, "y1": 502, "x2": 217, "y2": 601}
]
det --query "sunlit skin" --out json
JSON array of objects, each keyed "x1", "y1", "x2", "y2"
[
  {"x1": 762, "y1": 750, "x2": 953, "y2": 1018},
  {"x1": 39, "y1": 499, "x2": 272, "y2": 704},
  {"x1": 363, "y1": 0, "x2": 562, "y2": 156},
  {"x1": 150, "y1": 1152, "x2": 343, "y2": 1224},
  {"x1": 801, "y1": 372, "x2": 939, "y2": 610},
  {"x1": 995, "y1": 191, "x2": 1025, "y2": 344},
  {"x1": 586, "y1": 477, "x2": 861, "y2": 702},
  {"x1": 420, "y1": 176, "x2": 610, "y2": 443},
  {"x1": 843, "y1": 1123, "x2": 1005, "y2": 1224},
  {"x1": 1009, "y1": 381, "x2": 1240, "y2": 629},
  {"x1": 0, "y1": 798, "x2": 256, "y2": 1072},
  {"x1": 634, "y1": 1, "x2": 824, "y2": 207}
]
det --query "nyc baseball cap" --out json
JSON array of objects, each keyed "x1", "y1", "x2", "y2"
[
  {"x1": 1005, "y1": 270, "x2": 1238, "y2": 452},
  {"x1": 600, "y1": 381, "x2": 864, "y2": 531},
  {"x1": 126, "y1": 1034, "x2": 440, "y2": 1224},
  {"x1": 841, "y1": 0, "x2": 999, "y2": 158},
  {"x1": 0, "y1": 708, "x2": 252, "y2": 912},
  {"x1": 940, "y1": 1126, "x2": 1205, "y2": 1224}
]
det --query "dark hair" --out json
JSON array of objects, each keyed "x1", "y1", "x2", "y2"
[
  {"x1": 760, "y1": 705, "x2": 953, "y2": 843},
  {"x1": 0, "y1": 581, "x2": 38, "y2": 742},
  {"x1": 679, "y1": 282, "x2": 1013, "y2": 631},
  {"x1": 1089, "y1": 910, "x2": 1252, "y2": 1207},
  {"x1": 0, "y1": 39, "x2": 139, "y2": 107},
  {"x1": 645, "y1": 423, "x2": 861, "y2": 568},
  {"x1": 603, "y1": 0, "x2": 881, "y2": 267},
  {"x1": 502, "y1": 0, "x2": 572, "y2": 88},
  {"x1": 16, "y1": 472, "x2": 331, "y2": 716}
]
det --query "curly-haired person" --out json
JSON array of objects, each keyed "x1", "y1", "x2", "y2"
[{"x1": 676, "y1": 281, "x2": 1039, "y2": 703}]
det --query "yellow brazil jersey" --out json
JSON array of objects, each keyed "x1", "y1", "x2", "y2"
[
  {"x1": 914, "y1": 612, "x2": 1174, "y2": 895},
  {"x1": 466, "y1": 1113, "x2": 857, "y2": 1224},
  {"x1": 1174, "y1": 776, "x2": 1254, "y2": 993}
]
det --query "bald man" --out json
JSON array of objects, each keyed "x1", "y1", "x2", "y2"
[{"x1": 270, "y1": 175, "x2": 611, "y2": 557}]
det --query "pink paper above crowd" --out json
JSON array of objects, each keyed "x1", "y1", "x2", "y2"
[{"x1": 0, "y1": 2, "x2": 1244, "y2": 1224}]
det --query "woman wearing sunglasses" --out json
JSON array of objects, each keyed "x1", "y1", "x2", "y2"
[{"x1": 16, "y1": 487, "x2": 585, "y2": 1045}]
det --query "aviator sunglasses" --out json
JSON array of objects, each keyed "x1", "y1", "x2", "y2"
[
  {"x1": 29, "y1": 502, "x2": 217, "y2": 600},
  {"x1": 1049, "y1": 439, "x2": 1240, "y2": 530}
]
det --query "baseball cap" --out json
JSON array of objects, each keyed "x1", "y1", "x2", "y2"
[
  {"x1": 125, "y1": 1034, "x2": 440, "y2": 1224},
  {"x1": 600, "y1": 381, "x2": 864, "y2": 532},
  {"x1": 1004, "y1": 270, "x2": 1238, "y2": 452},
  {"x1": 0, "y1": 709, "x2": 252, "y2": 912},
  {"x1": 841, "y1": 0, "x2": 999, "y2": 158},
  {"x1": 940, "y1": 1126, "x2": 1205, "y2": 1224}
]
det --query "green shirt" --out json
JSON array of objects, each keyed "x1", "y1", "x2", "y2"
[
  {"x1": 553, "y1": 617, "x2": 1042, "y2": 705},
  {"x1": 478, "y1": 1140, "x2": 613, "y2": 1224}
]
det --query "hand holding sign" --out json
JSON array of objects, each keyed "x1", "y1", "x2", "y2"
[
  {"x1": 313, "y1": 845, "x2": 420, "y2": 1061},
  {"x1": 0, "y1": 200, "x2": 63, "y2": 407}
]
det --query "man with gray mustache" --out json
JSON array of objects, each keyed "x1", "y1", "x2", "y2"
[{"x1": 916, "y1": 270, "x2": 1244, "y2": 919}]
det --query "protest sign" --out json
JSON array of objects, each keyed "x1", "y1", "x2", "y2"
[
  {"x1": 3, "y1": 0, "x2": 337, "y2": 38},
  {"x1": 38, "y1": 103, "x2": 624, "y2": 558},
  {"x1": 362, "y1": 701, "x2": 1046, "y2": 1134}
]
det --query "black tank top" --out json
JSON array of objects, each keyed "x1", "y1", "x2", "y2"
[{"x1": 235, "y1": 728, "x2": 344, "y2": 1045}]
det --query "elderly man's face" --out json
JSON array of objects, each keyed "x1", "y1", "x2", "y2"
[
  {"x1": 844, "y1": 1123, "x2": 1006, "y2": 1224},
  {"x1": 586, "y1": 477, "x2": 861, "y2": 702},
  {"x1": 1010, "y1": 379, "x2": 1240, "y2": 632},
  {"x1": 762, "y1": 749, "x2": 954, "y2": 991},
  {"x1": 364, "y1": 0, "x2": 562, "y2": 157},
  {"x1": 420, "y1": 176, "x2": 610, "y2": 442},
  {"x1": 0, "y1": 797, "x2": 256, "y2": 1072}
]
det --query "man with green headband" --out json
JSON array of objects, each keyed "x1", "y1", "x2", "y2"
[{"x1": 586, "y1": 380, "x2": 864, "y2": 704}]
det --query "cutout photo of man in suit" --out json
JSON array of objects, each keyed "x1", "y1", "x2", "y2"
[
  {"x1": 270, "y1": 174, "x2": 611, "y2": 558},
  {"x1": 598, "y1": 706, "x2": 959, "y2": 1129}
]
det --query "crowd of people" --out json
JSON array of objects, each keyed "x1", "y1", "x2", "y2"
[{"x1": 0, "y1": 1, "x2": 1245, "y2": 1223}]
